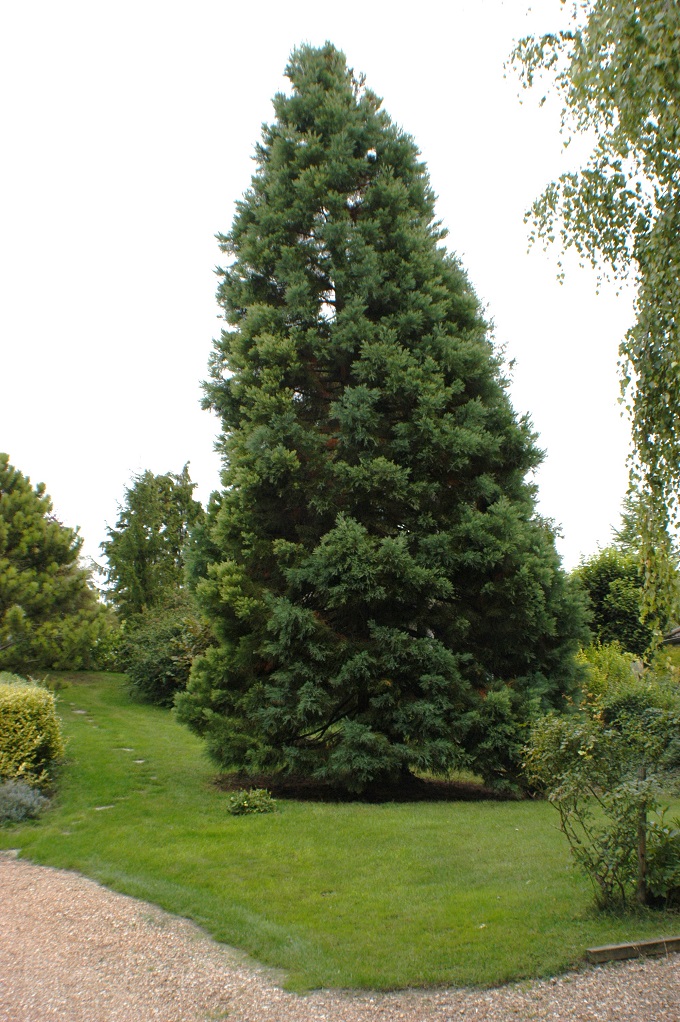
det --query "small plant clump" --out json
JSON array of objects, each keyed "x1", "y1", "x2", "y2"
[
  {"x1": 227, "y1": 788, "x2": 277, "y2": 816},
  {"x1": 0, "y1": 779, "x2": 49, "y2": 824}
]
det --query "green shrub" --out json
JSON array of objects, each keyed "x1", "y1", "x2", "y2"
[
  {"x1": 0, "y1": 779, "x2": 49, "y2": 823},
  {"x1": 525, "y1": 650, "x2": 680, "y2": 909},
  {"x1": 227, "y1": 788, "x2": 277, "y2": 815},
  {"x1": 572, "y1": 547, "x2": 653, "y2": 656},
  {"x1": 87, "y1": 610, "x2": 124, "y2": 671},
  {"x1": 463, "y1": 685, "x2": 541, "y2": 795},
  {"x1": 120, "y1": 604, "x2": 213, "y2": 707},
  {"x1": 0, "y1": 678, "x2": 65, "y2": 786},
  {"x1": 646, "y1": 814, "x2": 680, "y2": 906},
  {"x1": 576, "y1": 642, "x2": 639, "y2": 700}
]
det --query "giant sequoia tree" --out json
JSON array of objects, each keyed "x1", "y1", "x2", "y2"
[{"x1": 176, "y1": 44, "x2": 588, "y2": 791}]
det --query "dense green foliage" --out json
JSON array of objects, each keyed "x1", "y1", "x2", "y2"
[
  {"x1": 119, "y1": 596, "x2": 213, "y2": 706},
  {"x1": 573, "y1": 546, "x2": 652, "y2": 655},
  {"x1": 511, "y1": 1, "x2": 680, "y2": 631},
  {"x1": 178, "y1": 43, "x2": 589, "y2": 791},
  {"x1": 100, "y1": 465, "x2": 209, "y2": 704},
  {"x1": 526, "y1": 644, "x2": 680, "y2": 909},
  {"x1": 0, "y1": 676, "x2": 65, "y2": 785},
  {"x1": 101, "y1": 465, "x2": 203, "y2": 620},
  {"x1": 2, "y1": 672, "x2": 677, "y2": 991},
  {"x1": 0, "y1": 454, "x2": 111, "y2": 672}
]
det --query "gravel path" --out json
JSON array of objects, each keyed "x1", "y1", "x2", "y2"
[{"x1": 1, "y1": 852, "x2": 679, "y2": 1022}]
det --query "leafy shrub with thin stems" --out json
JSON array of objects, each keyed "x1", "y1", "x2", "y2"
[
  {"x1": 646, "y1": 814, "x2": 680, "y2": 905},
  {"x1": 525, "y1": 643, "x2": 680, "y2": 909}
]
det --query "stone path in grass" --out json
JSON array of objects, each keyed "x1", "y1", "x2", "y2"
[{"x1": 1, "y1": 853, "x2": 679, "y2": 1021}]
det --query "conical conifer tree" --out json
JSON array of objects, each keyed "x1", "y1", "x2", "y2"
[{"x1": 177, "y1": 43, "x2": 588, "y2": 791}]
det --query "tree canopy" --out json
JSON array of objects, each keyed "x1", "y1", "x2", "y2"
[
  {"x1": 177, "y1": 43, "x2": 589, "y2": 792},
  {"x1": 101, "y1": 464, "x2": 204, "y2": 620},
  {"x1": 573, "y1": 546, "x2": 652, "y2": 656},
  {"x1": 511, "y1": 0, "x2": 680, "y2": 630},
  {"x1": 0, "y1": 453, "x2": 110, "y2": 671}
]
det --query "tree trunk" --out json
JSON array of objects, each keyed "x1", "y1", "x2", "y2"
[{"x1": 636, "y1": 764, "x2": 648, "y2": 906}]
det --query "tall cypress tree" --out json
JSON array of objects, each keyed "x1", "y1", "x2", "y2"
[
  {"x1": 177, "y1": 43, "x2": 588, "y2": 791},
  {"x1": 102, "y1": 465, "x2": 204, "y2": 621}
]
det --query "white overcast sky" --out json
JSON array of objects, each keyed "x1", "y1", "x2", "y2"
[{"x1": 1, "y1": 0, "x2": 634, "y2": 572}]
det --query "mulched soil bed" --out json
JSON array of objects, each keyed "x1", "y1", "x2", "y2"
[{"x1": 214, "y1": 771, "x2": 509, "y2": 802}]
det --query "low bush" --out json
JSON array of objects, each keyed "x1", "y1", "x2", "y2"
[
  {"x1": 525, "y1": 644, "x2": 680, "y2": 909},
  {"x1": 0, "y1": 779, "x2": 49, "y2": 823},
  {"x1": 0, "y1": 677, "x2": 65, "y2": 786},
  {"x1": 227, "y1": 788, "x2": 277, "y2": 815}
]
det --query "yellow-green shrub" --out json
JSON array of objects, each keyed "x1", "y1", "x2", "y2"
[{"x1": 0, "y1": 679, "x2": 65, "y2": 786}]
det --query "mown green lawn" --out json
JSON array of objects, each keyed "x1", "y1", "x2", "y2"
[{"x1": 2, "y1": 671, "x2": 678, "y2": 991}]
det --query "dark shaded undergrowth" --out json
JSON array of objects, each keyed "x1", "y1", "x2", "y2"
[{"x1": 215, "y1": 771, "x2": 507, "y2": 803}]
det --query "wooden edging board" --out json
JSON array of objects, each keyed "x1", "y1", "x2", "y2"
[{"x1": 586, "y1": 936, "x2": 680, "y2": 964}]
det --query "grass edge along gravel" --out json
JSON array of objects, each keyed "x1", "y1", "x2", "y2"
[{"x1": 1, "y1": 671, "x2": 678, "y2": 992}]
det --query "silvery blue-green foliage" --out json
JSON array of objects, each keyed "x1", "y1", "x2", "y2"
[
  {"x1": 176, "y1": 44, "x2": 589, "y2": 792},
  {"x1": 0, "y1": 779, "x2": 49, "y2": 823}
]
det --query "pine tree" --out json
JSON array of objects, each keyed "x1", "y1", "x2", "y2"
[
  {"x1": 176, "y1": 44, "x2": 588, "y2": 791},
  {"x1": 0, "y1": 453, "x2": 111, "y2": 672}
]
